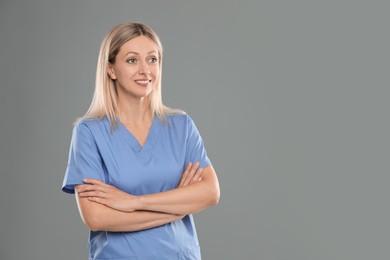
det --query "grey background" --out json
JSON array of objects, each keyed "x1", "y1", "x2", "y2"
[{"x1": 0, "y1": 0, "x2": 389, "y2": 259}]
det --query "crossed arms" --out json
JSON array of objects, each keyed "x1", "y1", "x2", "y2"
[{"x1": 75, "y1": 162, "x2": 220, "y2": 232}]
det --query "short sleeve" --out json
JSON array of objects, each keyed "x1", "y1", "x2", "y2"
[
  {"x1": 61, "y1": 122, "x2": 106, "y2": 194},
  {"x1": 185, "y1": 115, "x2": 212, "y2": 169}
]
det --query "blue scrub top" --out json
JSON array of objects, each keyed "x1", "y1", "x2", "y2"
[{"x1": 62, "y1": 114, "x2": 212, "y2": 260}]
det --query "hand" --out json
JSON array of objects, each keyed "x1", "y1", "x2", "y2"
[
  {"x1": 178, "y1": 162, "x2": 205, "y2": 188},
  {"x1": 77, "y1": 178, "x2": 138, "y2": 213}
]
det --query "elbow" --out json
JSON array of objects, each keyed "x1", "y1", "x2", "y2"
[
  {"x1": 75, "y1": 187, "x2": 107, "y2": 232},
  {"x1": 203, "y1": 167, "x2": 220, "y2": 207},
  {"x1": 83, "y1": 216, "x2": 98, "y2": 232},
  {"x1": 88, "y1": 220, "x2": 101, "y2": 232},
  {"x1": 209, "y1": 187, "x2": 220, "y2": 206},
  {"x1": 82, "y1": 213, "x2": 104, "y2": 232}
]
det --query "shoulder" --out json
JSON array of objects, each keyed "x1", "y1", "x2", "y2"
[
  {"x1": 165, "y1": 113, "x2": 196, "y2": 128},
  {"x1": 74, "y1": 117, "x2": 101, "y2": 129},
  {"x1": 72, "y1": 117, "x2": 107, "y2": 137},
  {"x1": 163, "y1": 114, "x2": 204, "y2": 138},
  {"x1": 166, "y1": 113, "x2": 189, "y2": 122}
]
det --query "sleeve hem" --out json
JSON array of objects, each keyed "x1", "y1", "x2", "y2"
[{"x1": 61, "y1": 180, "x2": 86, "y2": 194}]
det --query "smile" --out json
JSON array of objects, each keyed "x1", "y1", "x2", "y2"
[
  {"x1": 135, "y1": 79, "x2": 152, "y2": 83},
  {"x1": 135, "y1": 79, "x2": 152, "y2": 87}
]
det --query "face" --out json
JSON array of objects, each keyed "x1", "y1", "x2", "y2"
[{"x1": 108, "y1": 35, "x2": 160, "y2": 100}]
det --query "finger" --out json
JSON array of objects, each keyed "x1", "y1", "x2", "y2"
[
  {"x1": 83, "y1": 178, "x2": 109, "y2": 187},
  {"x1": 187, "y1": 161, "x2": 201, "y2": 181},
  {"x1": 188, "y1": 167, "x2": 204, "y2": 185},
  {"x1": 183, "y1": 162, "x2": 200, "y2": 187},
  {"x1": 76, "y1": 184, "x2": 91, "y2": 192},
  {"x1": 87, "y1": 196, "x2": 108, "y2": 206},
  {"x1": 78, "y1": 191, "x2": 106, "y2": 198},
  {"x1": 179, "y1": 162, "x2": 192, "y2": 186},
  {"x1": 179, "y1": 162, "x2": 192, "y2": 187},
  {"x1": 77, "y1": 184, "x2": 107, "y2": 193},
  {"x1": 190, "y1": 168, "x2": 204, "y2": 184}
]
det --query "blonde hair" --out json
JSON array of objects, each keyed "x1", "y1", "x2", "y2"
[{"x1": 75, "y1": 22, "x2": 184, "y2": 130}]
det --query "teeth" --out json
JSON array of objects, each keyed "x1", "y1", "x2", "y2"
[{"x1": 136, "y1": 80, "x2": 150, "y2": 83}]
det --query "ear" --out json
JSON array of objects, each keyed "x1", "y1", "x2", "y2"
[{"x1": 107, "y1": 64, "x2": 117, "y2": 80}]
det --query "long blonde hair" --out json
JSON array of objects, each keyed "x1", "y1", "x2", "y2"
[{"x1": 75, "y1": 22, "x2": 184, "y2": 130}]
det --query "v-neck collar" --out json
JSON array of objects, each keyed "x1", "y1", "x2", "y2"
[{"x1": 117, "y1": 116, "x2": 160, "y2": 154}]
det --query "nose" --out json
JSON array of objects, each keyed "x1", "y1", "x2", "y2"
[{"x1": 138, "y1": 60, "x2": 150, "y2": 75}]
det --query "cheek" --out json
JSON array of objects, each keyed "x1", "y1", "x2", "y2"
[
  {"x1": 117, "y1": 67, "x2": 137, "y2": 79},
  {"x1": 152, "y1": 66, "x2": 160, "y2": 78}
]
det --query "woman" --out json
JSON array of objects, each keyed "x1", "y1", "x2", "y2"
[{"x1": 61, "y1": 22, "x2": 220, "y2": 260}]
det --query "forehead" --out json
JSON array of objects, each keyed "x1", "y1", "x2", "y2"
[{"x1": 119, "y1": 35, "x2": 159, "y2": 56}]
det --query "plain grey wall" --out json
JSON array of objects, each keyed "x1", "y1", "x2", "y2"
[{"x1": 0, "y1": 0, "x2": 389, "y2": 259}]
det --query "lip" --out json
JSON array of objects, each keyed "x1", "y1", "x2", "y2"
[
  {"x1": 135, "y1": 79, "x2": 152, "y2": 81},
  {"x1": 134, "y1": 79, "x2": 152, "y2": 87}
]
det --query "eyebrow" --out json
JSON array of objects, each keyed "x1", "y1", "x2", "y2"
[{"x1": 124, "y1": 51, "x2": 158, "y2": 56}]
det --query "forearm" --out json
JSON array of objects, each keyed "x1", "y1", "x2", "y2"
[
  {"x1": 76, "y1": 166, "x2": 220, "y2": 218},
  {"x1": 76, "y1": 187, "x2": 183, "y2": 232},
  {"x1": 136, "y1": 166, "x2": 220, "y2": 215},
  {"x1": 99, "y1": 209, "x2": 183, "y2": 232}
]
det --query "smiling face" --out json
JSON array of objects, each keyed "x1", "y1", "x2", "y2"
[{"x1": 108, "y1": 35, "x2": 161, "y2": 101}]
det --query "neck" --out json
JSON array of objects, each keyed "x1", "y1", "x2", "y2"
[{"x1": 118, "y1": 95, "x2": 153, "y2": 125}]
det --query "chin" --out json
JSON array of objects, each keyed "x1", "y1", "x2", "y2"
[{"x1": 134, "y1": 90, "x2": 153, "y2": 99}]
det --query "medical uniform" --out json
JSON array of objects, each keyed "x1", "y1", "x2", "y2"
[{"x1": 62, "y1": 114, "x2": 212, "y2": 260}]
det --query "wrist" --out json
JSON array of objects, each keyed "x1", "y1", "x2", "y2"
[{"x1": 134, "y1": 195, "x2": 146, "y2": 211}]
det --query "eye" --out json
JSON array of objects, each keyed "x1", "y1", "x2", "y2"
[
  {"x1": 127, "y1": 58, "x2": 137, "y2": 64},
  {"x1": 148, "y1": 57, "x2": 158, "y2": 63}
]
